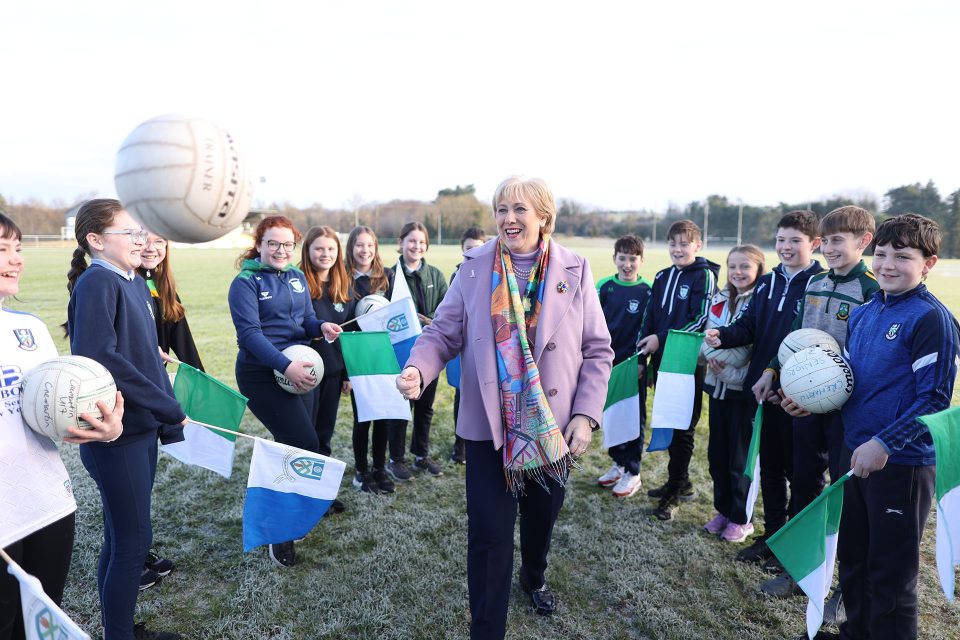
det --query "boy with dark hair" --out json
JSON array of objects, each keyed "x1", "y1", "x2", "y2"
[
  {"x1": 832, "y1": 213, "x2": 958, "y2": 640},
  {"x1": 704, "y1": 210, "x2": 823, "y2": 561},
  {"x1": 766, "y1": 205, "x2": 878, "y2": 601},
  {"x1": 449, "y1": 226, "x2": 488, "y2": 464},
  {"x1": 596, "y1": 235, "x2": 651, "y2": 498},
  {"x1": 638, "y1": 220, "x2": 719, "y2": 520}
]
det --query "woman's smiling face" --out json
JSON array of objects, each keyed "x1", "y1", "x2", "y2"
[{"x1": 495, "y1": 196, "x2": 544, "y2": 254}]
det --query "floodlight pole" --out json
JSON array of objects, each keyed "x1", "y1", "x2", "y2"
[
  {"x1": 737, "y1": 200, "x2": 744, "y2": 246},
  {"x1": 703, "y1": 199, "x2": 710, "y2": 249}
]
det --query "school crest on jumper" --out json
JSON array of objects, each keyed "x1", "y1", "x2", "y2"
[
  {"x1": 628, "y1": 299, "x2": 640, "y2": 314},
  {"x1": 333, "y1": 302, "x2": 344, "y2": 313},
  {"x1": 289, "y1": 278, "x2": 305, "y2": 294},
  {"x1": 678, "y1": 285, "x2": 689, "y2": 300},
  {"x1": 836, "y1": 302, "x2": 850, "y2": 321},
  {"x1": 13, "y1": 328, "x2": 37, "y2": 351},
  {"x1": 885, "y1": 323, "x2": 902, "y2": 341}
]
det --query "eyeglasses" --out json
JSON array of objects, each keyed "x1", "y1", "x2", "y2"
[
  {"x1": 146, "y1": 238, "x2": 167, "y2": 248},
  {"x1": 265, "y1": 240, "x2": 296, "y2": 252},
  {"x1": 102, "y1": 229, "x2": 149, "y2": 244}
]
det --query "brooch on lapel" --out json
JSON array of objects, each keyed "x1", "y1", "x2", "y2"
[{"x1": 556, "y1": 281, "x2": 569, "y2": 294}]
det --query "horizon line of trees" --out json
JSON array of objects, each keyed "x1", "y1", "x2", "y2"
[{"x1": 3, "y1": 180, "x2": 959, "y2": 257}]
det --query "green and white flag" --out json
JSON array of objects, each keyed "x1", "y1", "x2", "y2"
[
  {"x1": 602, "y1": 354, "x2": 641, "y2": 449},
  {"x1": 742, "y1": 403, "x2": 763, "y2": 522},
  {"x1": 919, "y1": 406, "x2": 960, "y2": 601},
  {"x1": 162, "y1": 363, "x2": 248, "y2": 478},
  {"x1": 767, "y1": 472, "x2": 851, "y2": 639},
  {"x1": 648, "y1": 330, "x2": 704, "y2": 451},
  {"x1": 340, "y1": 331, "x2": 412, "y2": 423}
]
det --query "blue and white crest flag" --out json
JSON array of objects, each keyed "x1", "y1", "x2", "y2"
[
  {"x1": 5, "y1": 556, "x2": 90, "y2": 639},
  {"x1": 242, "y1": 438, "x2": 346, "y2": 551},
  {"x1": 356, "y1": 297, "x2": 422, "y2": 368}
]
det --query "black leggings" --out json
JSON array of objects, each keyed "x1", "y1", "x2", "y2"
[
  {"x1": 0, "y1": 513, "x2": 75, "y2": 640},
  {"x1": 236, "y1": 361, "x2": 319, "y2": 453},
  {"x1": 350, "y1": 392, "x2": 390, "y2": 473}
]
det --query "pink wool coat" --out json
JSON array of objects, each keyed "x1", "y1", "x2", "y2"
[{"x1": 405, "y1": 239, "x2": 614, "y2": 450}]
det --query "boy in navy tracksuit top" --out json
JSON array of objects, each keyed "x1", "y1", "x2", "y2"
[
  {"x1": 595, "y1": 235, "x2": 652, "y2": 498},
  {"x1": 705, "y1": 210, "x2": 823, "y2": 564},
  {"x1": 638, "y1": 220, "x2": 719, "y2": 520},
  {"x1": 834, "y1": 214, "x2": 959, "y2": 640}
]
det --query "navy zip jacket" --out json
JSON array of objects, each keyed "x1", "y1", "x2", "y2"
[
  {"x1": 841, "y1": 285, "x2": 960, "y2": 465},
  {"x1": 228, "y1": 259, "x2": 326, "y2": 373},
  {"x1": 717, "y1": 261, "x2": 824, "y2": 391},
  {"x1": 641, "y1": 257, "x2": 719, "y2": 371},
  {"x1": 68, "y1": 264, "x2": 186, "y2": 443}
]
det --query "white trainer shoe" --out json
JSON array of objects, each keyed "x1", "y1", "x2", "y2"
[
  {"x1": 597, "y1": 464, "x2": 624, "y2": 487},
  {"x1": 612, "y1": 471, "x2": 642, "y2": 497}
]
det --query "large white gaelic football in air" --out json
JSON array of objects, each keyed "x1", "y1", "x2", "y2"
[
  {"x1": 20, "y1": 356, "x2": 118, "y2": 440},
  {"x1": 114, "y1": 114, "x2": 254, "y2": 243}
]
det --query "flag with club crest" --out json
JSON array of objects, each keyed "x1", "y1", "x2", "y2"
[
  {"x1": 767, "y1": 472, "x2": 850, "y2": 639},
  {"x1": 602, "y1": 354, "x2": 642, "y2": 449},
  {"x1": 391, "y1": 259, "x2": 413, "y2": 302},
  {"x1": 919, "y1": 406, "x2": 960, "y2": 601},
  {"x1": 4, "y1": 555, "x2": 90, "y2": 640},
  {"x1": 243, "y1": 438, "x2": 347, "y2": 551},
  {"x1": 162, "y1": 363, "x2": 248, "y2": 478},
  {"x1": 648, "y1": 330, "x2": 705, "y2": 451},
  {"x1": 742, "y1": 403, "x2": 763, "y2": 522},
  {"x1": 340, "y1": 331, "x2": 412, "y2": 422},
  {"x1": 355, "y1": 297, "x2": 423, "y2": 370}
]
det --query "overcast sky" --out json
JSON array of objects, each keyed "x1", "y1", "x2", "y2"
[{"x1": 2, "y1": 1, "x2": 958, "y2": 212}]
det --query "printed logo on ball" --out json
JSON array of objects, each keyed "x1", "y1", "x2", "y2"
[
  {"x1": 885, "y1": 323, "x2": 902, "y2": 341},
  {"x1": 13, "y1": 328, "x2": 37, "y2": 351}
]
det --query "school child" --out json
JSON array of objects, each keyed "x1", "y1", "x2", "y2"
[
  {"x1": 595, "y1": 235, "x2": 651, "y2": 498},
  {"x1": 66, "y1": 199, "x2": 189, "y2": 640},
  {"x1": 764, "y1": 206, "x2": 878, "y2": 601},
  {"x1": 702, "y1": 245, "x2": 765, "y2": 542},
  {"x1": 345, "y1": 226, "x2": 397, "y2": 493},
  {"x1": 137, "y1": 232, "x2": 204, "y2": 370},
  {"x1": 0, "y1": 211, "x2": 123, "y2": 640},
  {"x1": 228, "y1": 215, "x2": 341, "y2": 568},
  {"x1": 449, "y1": 226, "x2": 487, "y2": 464},
  {"x1": 835, "y1": 214, "x2": 957, "y2": 640},
  {"x1": 704, "y1": 210, "x2": 823, "y2": 564},
  {"x1": 300, "y1": 226, "x2": 354, "y2": 460},
  {"x1": 637, "y1": 220, "x2": 719, "y2": 520},
  {"x1": 388, "y1": 222, "x2": 448, "y2": 478}
]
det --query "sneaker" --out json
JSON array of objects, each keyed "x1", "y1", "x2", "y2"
[
  {"x1": 611, "y1": 471, "x2": 642, "y2": 498},
  {"x1": 761, "y1": 571, "x2": 801, "y2": 598},
  {"x1": 721, "y1": 521, "x2": 755, "y2": 543},
  {"x1": 145, "y1": 550, "x2": 174, "y2": 577},
  {"x1": 133, "y1": 623, "x2": 181, "y2": 640},
  {"x1": 823, "y1": 588, "x2": 846, "y2": 625},
  {"x1": 329, "y1": 499, "x2": 346, "y2": 514},
  {"x1": 414, "y1": 456, "x2": 444, "y2": 477},
  {"x1": 654, "y1": 493, "x2": 680, "y2": 521},
  {"x1": 519, "y1": 576, "x2": 556, "y2": 616},
  {"x1": 736, "y1": 537, "x2": 772, "y2": 564},
  {"x1": 761, "y1": 555, "x2": 784, "y2": 574},
  {"x1": 139, "y1": 568, "x2": 162, "y2": 591},
  {"x1": 648, "y1": 481, "x2": 696, "y2": 501},
  {"x1": 353, "y1": 471, "x2": 381, "y2": 494},
  {"x1": 703, "y1": 513, "x2": 730, "y2": 535},
  {"x1": 372, "y1": 467, "x2": 395, "y2": 494},
  {"x1": 597, "y1": 464, "x2": 623, "y2": 487},
  {"x1": 387, "y1": 459, "x2": 413, "y2": 481},
  {"x1": 268, "y1": 541, "x2": 296, "y2": 568}
]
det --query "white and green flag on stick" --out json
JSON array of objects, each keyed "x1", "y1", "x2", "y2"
[
  {"x1": 767, "y1": 472, "x2": 851, "y2": 639},
  {"x1": 919, "y1": 406, "x2": 960, "y2": 601},
  {"x1": 340, "y1": 331, "x2": 412, "y2": 423},
  {"x1": 742, "y1": 403, "x2": 763, "y2": 522},
  {"x1": 602, "y1": 354, "x2": 641, "y2": 449},
  {"x1": 648, "y1": 330, "x2": 704, "y2": 451}
]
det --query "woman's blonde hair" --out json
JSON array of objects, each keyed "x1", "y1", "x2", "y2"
[{"x1": 492, "y1": 176, "x2": 556, "y2": 236}]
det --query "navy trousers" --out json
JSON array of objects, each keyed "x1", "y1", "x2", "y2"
[
  {"x1": 665, "y1": 364, "x2": 705, "y2": 488},
  {"x1": 236, "y1": 361, "x2": 319, "y2": 453},
  {"x1": 465, "y1": 440, "x2": 565, "y2": 640},
  {"x1": 757, "y1": 401, "x2": 795, "y2": 536},
  {"x1": 350, "y1": 392, "x2": 390, "y2": 473},
  {"x1": 304, "y1": 373, "x2": 343, "y2": 457},
  {"x1": 80, "y1": 433, "x2": 158, "y2": 640},
  {"x1": 707, "y1": 395, "x2": 754, "y2": 524},
  {"x1": 838, "y1": 447, "x2": 934, "y2": 640}
]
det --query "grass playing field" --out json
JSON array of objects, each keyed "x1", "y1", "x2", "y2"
[{"x1": 11, "y1": 238, "x2": 960, "y2": 639}]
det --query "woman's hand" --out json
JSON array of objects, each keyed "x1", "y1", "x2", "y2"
[
  {"x1": 66, "y1": 391, "x2": 125, "y2": 444},
  {"x1": 321, "y1": 322, "x2": 342, "y2": 342},
  {"x1": 284, "y1": 361, "x2": 318, "y2": 392},
  {"x1": 566, "y1": 415, "x2": 593, "y2": 457},
  {"x1": 777, "y1": 389, "x2": 811, "y2": 417},
  {"x1": 396, "y1": 367, "x2": 422, "y2": 400}
]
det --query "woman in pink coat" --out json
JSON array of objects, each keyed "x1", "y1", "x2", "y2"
[{"x1": 397, "y1": 176, "x2": 613, "y2": 640}]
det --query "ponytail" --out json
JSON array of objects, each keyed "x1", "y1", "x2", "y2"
[{"x1": 63, "y1": 199, "x2": 124, "y2": 337}]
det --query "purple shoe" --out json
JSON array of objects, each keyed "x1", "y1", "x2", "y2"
[
  {"x1": 721, "y1": 521, "x2": 755, "y2": 543},
  {"x1": 704, "y1": 513, "x2": 730, "y2": 535}
]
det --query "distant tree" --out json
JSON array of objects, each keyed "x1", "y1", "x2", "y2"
[
  {"x1": 437, "y1": 185, "x2": 476, "y2": 198},
  {"x1": 884, "y1": 181, "x2": 947, "y2": 222},
  {"x1": 0, "y1": 193, "x2": 7, "y2": 213},
  {"x1": 947, "y1": 189, "x2": 960, "y2": 258},
  {"x1": 434, "y1": 192, "x2": 490, "y2": 243}
]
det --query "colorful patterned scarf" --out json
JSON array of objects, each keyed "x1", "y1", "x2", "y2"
[{"x1": 491, "y1": 238, "x2": 573, "y2": 494}]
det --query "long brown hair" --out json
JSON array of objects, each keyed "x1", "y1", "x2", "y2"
[
  {"x1": 725, "y1": 244, "x2": 766, "y2": 314},
  {"x1": 236, "y1": 215, "x2": 302, "y2": 268},
  {"x1": 345, "y1": 226, "x2": 389, "y2": 295},
  {"x1": 137, "y1": 237, "x2": 185, "y2": 322},
  {"x1": 300, "y1": 226, "x2": 349, "y2": 304}
]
